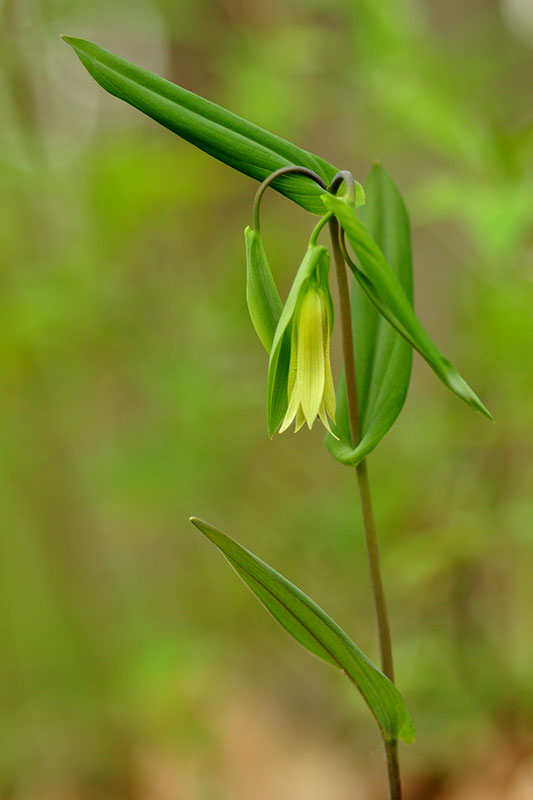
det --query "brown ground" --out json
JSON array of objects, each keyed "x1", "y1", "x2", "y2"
[{"x1": 23, "y1": 694, "x2": 533, "y2": 800}]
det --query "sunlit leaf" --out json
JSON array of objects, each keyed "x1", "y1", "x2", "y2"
[
  {"x1": 327, "y1": 165, "x2": 414, "y2": 465},
  {"x1": 62, "y1": 36, "x2": 338, "y2": 213},
  {"x1": 190, "y1": 516, "x2": 415, "y2": 744},
  {"x1": 321, "y1": 191, "x2": 492, "y2": 420}
]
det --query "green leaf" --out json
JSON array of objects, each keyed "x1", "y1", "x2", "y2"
[
  {"x1": 244, "y1": 226, "x2": 282, "y2": 352},
  {"x1": 321, "y1": 191, "x2": 493, "y2": 420},
  {"x1": 327, "y1": 165, "x2": 414, "y2": 465},
  {"x1": 190, "y1": 516, "x2": 415, "y2": 745},
  {"x1": 62, "y1": 36, "x2": 338, "y2": 214},
  {"x1": 267, "y1": 244, "x2": 330, "y2": 435}
]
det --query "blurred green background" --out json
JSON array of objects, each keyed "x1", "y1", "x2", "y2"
[{"x1": 1, "y1": 0, "x2": 532, "y2": 798}]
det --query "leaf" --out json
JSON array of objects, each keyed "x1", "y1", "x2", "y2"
[
  {"x1": 327, "y1": 165, "x2": 414, "y2": 465},
  {"x1": 62, "y1": 36, "x2": 338, "y2": 214},
  {"x1": 267, "y1": 245, "x2": 330, "y2": 435},
  {"x1": 244, "y1": 226, "x2": 282, "y2": 352},
  {"x1": 190, "y1": 516, "x2": 415, "y2": 745},
  {"x1": 321, "y1": 191, "x2": 493, "y2": 420}
]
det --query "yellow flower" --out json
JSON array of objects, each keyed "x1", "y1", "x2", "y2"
[
  {"x1": 267, "y1": 244, "x2": 337, "y2": 436},
  {"x1": 280, "y1": 281, "x2": 336, "y2": 434}
]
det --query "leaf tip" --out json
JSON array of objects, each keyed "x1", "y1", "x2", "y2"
[
  {"x1": 467, "y1": 389, "x2": 494, "y2": 422},
  {"x1": 472, "y1": 391, "x2": 494, "y2": 421},
  {"x1": 481, "y1": 405, "x2": 495, "y2": 422},
  {"x1": 465, "y1": 389, "x2": 493, "y2": 421}
]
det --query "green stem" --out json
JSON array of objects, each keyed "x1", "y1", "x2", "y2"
[
  {"x1": 385, "y1": 740, "x2": 402, "y2": 800},
  {"x1": 329, "y1": 215, "x2": 402, "y2": 800},
  {"x1": 309, "y1": 211, "x2": 333, "y2": 246},
  {"x1": 355, "y1": 458, "x2": 395, "y2": 683}
]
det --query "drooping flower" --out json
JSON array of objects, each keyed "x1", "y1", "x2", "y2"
[
  {"x1": 267, "y1": 244, "x2": 336, "y2": 436},
  {"x1": 279, "y1": 281, "x2": 336, "y2": 433}
]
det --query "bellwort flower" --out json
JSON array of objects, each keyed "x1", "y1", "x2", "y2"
[
  {"x1": 267, "y1": 244, "x2": 336, "y2": 436},
  {"x1": 279, "y1": 281, "x2": 336, "y2": 433}
]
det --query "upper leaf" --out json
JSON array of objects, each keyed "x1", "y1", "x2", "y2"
[
  {"x1": 321, "y1": 192, "x2": 492, "y2": 420},
  {"x1": 190, "y1": 516, "x2": 415, "y2": 745},
  {"x1": 327, "y1": 165, "x2": 414, "y2": 465},
  {"x1": 62, "y1": 36, "x2": 338, "y2": 214}
]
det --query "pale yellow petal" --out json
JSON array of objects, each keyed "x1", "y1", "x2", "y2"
[
  {"x1": 279, "y1": 321, "x2": 300, "y2": 434},
  {"x1": 318, "y1": 400, "x2": 338, "y2": 437},
  {"x1": 279, "y1": 380, "x2": 301, "y2": 433},
  {"x1": 295, "y1": 405, "x2": 306, "y2": 432},
  {"x1": 296, "y1": 289, "x2": 325, "y2": 427},
  {"x1": 322, "y1": 322, "x2": 336, "y2": 422},
  {"x1": 286, "y1": 320, "x2": 299, "y2": 401}
]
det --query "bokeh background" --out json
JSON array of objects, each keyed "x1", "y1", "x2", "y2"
[{"x1": 1, "y1": 0, "x2": 532, "y2": 798}]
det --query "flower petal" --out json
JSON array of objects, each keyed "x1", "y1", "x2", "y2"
[
  {"x1": 296, "y1": 288, "x2": 325, "y2": 427},
  {"x1": 295, "y1": 405, "x2": 306, "y2": 431},
  {"x1": 267, "y1": 246, "x2": 330, "y2": 435},
  {"x1": 318, "y1": 400, "x2": 338, "y2": 437},
  {"x1": 279, "y1": 382, "x2": 301, "y2": 433},
  {"x1": 321, "y1": 296, "x2": 336, "y2": 423}
]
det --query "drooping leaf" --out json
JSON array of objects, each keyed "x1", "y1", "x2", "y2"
[
  {"x1": 327, "y1": 165, "x2": 414, "y2": 465},
  {"x1": 321, "y1": 192, "x2": 492, "y2": 420},
  {"x1": 62, "y1": 36, "x2": 338, "y2": 214},
  {"x1": 244, "y1": 226, "x2": 282, "y2": 352},
  {"x1": 190, "y1": 516, "x2": 415, "y2": 745},
  {"x1": 267, "y1": 244, "x2": 330, "y2": 435}
]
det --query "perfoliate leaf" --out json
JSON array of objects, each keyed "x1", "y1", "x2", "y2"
[
  {"x1": 190, "y1": 516, "x2": 415, "y2": 745},
  {"x1": 245, "y1": 227, "x2": 282, "y2": 352},
  {"x1": 62, "y1": 36, "x2": 338, "y2": 214},
  {"x1": 267, "y1": 245, "x2": 330, "y2": 436},
  {"x1": 321, "y1": 192, "x2": 493, "y2": 420},
  {"x1": 327, "y1": 165, "x2": 414, "y2": 465}
]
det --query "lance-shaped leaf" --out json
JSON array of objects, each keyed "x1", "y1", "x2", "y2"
[
  {"x1": 327, "y1": 165, "x2": 414, "y2": 465},
  {"x1": 190, "y1": 516, "x2": 415, "y2": 745},
  {"x1": 62, "y1": 36, "x2": 338, "y2": 214},
  {"x1": 245, "y1": 226, "x2": 282, "y2": 352},
  {"x1": 321, "y1": 192, "x2": 492, "y2": 420},
  {"x1": 267, "y1": 244, "x2": 330, "y2": 435}
]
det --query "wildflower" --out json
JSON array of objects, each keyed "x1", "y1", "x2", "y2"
[
  {"x1": 280, "y1": 281, "x2": 336, "y2": 433},
  {"x1": 267, "y1": 244, "x2": 336, "y2": 436}
]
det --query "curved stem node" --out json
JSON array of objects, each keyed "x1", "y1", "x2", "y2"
[
  {"x1": 329, "y1": 170, "x2": 356, "y2": 204},
  {"x1": 253, "y1": 165, "x2": 327, "y2": 232}
]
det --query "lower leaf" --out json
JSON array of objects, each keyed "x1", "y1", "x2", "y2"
[{"x1": 190, "y1": 516, "x2": 415, "y2": 745}]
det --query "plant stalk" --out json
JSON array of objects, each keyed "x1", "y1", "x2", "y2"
[{"x1": 329, "y1": 216, "x2": 402, "y2": 800}]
